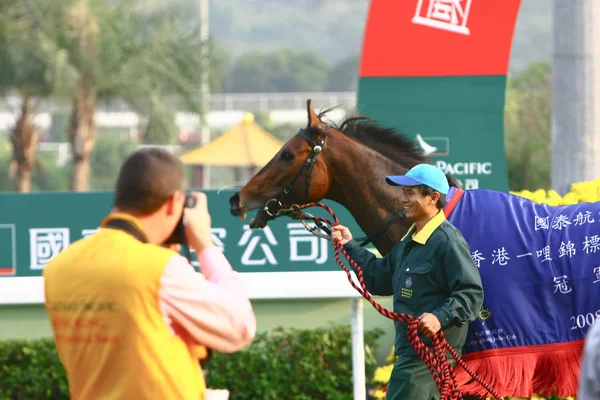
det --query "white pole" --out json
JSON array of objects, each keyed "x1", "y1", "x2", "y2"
[
  {"x1": 351, "y1": 297, "x2": 366, "y2": 400},
  {"x1": 199, "y1": 0, "x2": 211, "y2": 188},
  {"x1": 552, "y1": 0, "x2": 600, "y2": 194}
]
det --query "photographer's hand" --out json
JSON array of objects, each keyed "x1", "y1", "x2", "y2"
[
  {"x1": 184, "y1": 192, "x2": 215, "y2": 252},
  {"x1": 162, "y1": 243, "x2": 182, "y2": 252}
]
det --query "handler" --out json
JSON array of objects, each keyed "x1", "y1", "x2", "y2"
[
  {"x1": 43, "y1": 148, "x2": 256, "y2": 400},
  {"x1": 332, "y1": 163, "x2": 484, "y2": 400}
]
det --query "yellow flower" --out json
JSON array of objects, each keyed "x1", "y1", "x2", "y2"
[
  {"x1": 511, "y1": 190, "x2": 533, "y2": 200},
  {"x1": 509, "y1": 177, "x2": 600, "y2": 205},
  {"x1": 562, "y1": 192, "x2": 580, "y2": 205},
  {"x1": 372, "y1": 364, "x2": 394, "y2": 385},
  {"x1": 385, "y1": 346, "x2": 397, "y2": 364}
]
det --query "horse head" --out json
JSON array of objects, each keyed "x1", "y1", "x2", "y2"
[{"x1": 229, "y1": 100, "x2": 335, "y2": 228}]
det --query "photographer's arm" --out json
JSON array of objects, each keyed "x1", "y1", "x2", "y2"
[{"x1": 159, "y1": 248, "x2": 257, "y2": 353}]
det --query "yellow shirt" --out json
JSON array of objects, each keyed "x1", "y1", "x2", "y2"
[{"x1": 43, "y1": 213, "x2": 206, "y2": 400}]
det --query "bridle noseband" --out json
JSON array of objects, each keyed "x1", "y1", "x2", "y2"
[{"x1": 263, "y1": 125, "x2": 329, "y2": 218}]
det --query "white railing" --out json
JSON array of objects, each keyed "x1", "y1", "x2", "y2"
[
  {"x1": 1, "y1": 92, "x2": 357, "y2": 114},
  {"x1": 209, "y1": 92, "x2": 356, "y2": 112},
  {"x1": 37, "y1": 142, "x2": 185, "y2": 166}
]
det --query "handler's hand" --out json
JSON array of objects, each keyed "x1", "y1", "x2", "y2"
[
  {"x1": 331, "y1": 225, "x2": 353, "y2": 246},
  {"x1": 418, "y1": 313, "x2": 441, "y2": 337}
]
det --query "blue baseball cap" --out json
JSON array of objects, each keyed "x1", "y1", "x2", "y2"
[{"x1": 385, "y1": 164, "x2": 449, "y2": 195}]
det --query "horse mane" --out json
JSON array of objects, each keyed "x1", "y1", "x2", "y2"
[{"x1": 318, "y1": 107, "x2": 461, "y2": 188}]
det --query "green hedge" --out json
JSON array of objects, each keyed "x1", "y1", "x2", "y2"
[
  {"x1": 206, "y1": 325, "x2": 384, "y2": 400},
  {"x1": 0, "y1": 338, "x2": 69, "y2": 400},
  {"x1": 0, "y1": 324, "x2": 384, "y2": 400}
]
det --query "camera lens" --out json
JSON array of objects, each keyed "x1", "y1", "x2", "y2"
[{"x1": 185, "y1": 195, "x2": 197, "y2": 208}]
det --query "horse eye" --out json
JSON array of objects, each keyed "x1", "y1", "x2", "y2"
[{"x1": 279, "y1": 150, "x2": 294, "y2": 162}]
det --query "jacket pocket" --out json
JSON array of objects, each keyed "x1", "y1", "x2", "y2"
[{"x1": 398, "y1": 262, "x2": 433, "y2": 308}]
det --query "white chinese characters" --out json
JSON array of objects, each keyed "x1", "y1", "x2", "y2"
[
  {"x1": 470, "y1": 250, "x2": 485, "y2": 268},
  {"x1": 491, "y1": 247, "x2": 510, "y2": 266},
  {"x1": 238, "y1": 225, "x2": 278, "y2": 266},
  {"x1": 574, "y1": 211, "x2": 595, "y2": 226},
  {"x1": 412, "y1": 0, "x2": 472, "y2": 35},
  {"x1": 211, "y1": 228, "x2": 227, "y2": 252},
  {"x1": 536, "y1": 246, "x2": 552, "y2": 263},
  {"x1": 553, "y1": 275, "x2": 572, "y2": 294},
  {"x1": 558, "y1": 241, "x2": 576, "y2": 258},
  {"x1": 534, "y1": 216, "x2": 549, "y2": 230},
  {"x1": 30, "y1": 228, "x2": 70, "y2": 270},
  {"x1": 593, "y1": 266, "x2": 600, "y2": 284},
  {"x1": 552, "y1": 215, "x2": 571, "y2": 230},
  {"x1": 288, "y1": 223, "x2": 328, "y2": 265},
  {"x1": 583, "y1": 235, "x2": 600, "y2": 254},
  {"x1": 465, "y1": 179, "x2": 479, "y2": 190}
]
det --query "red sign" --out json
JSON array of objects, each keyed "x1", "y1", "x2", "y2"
[{"x1": 360, "y1": 0, "x2": 522, "y2": 77}]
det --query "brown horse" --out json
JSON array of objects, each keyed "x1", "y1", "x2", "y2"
[{"x1": 229, "y1": 100, "x2": 460, "y2": 256}]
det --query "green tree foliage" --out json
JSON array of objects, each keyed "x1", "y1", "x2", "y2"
[
  {"x1": 0, "y1": 139, "x2": 70, "y2": 192},
  {"x1": 250, "y1": 110, "x2": 297, "y2": 143},
  {"x1": 225, "y1": 49, "x2": 329, "y2": 93},
  {"x1": 0, "y1": 140, "x2": 12, "y2": 191},
  {"x1": 209, "y1": 0, "x2": 368, "y2": 65},
  {"x1": 504, "y1": 60, "x2": 552, "y2": 191},
  {"x1": 325, "y1": 54, "x2": 360, "y2": 91},
  {"x1": 30, "y1": 152, "x2": 71, "y2": 192},
  {"x1": 89, "y1": 136, "x2": 137, "y2": 190}
]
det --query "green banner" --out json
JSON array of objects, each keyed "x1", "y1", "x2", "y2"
[
  {"x1": 0, "y1": 191, "x2": 365, "y2": 278},
  {"x1": 357, "y1": 76, "x2": 509, "y2": 191}
]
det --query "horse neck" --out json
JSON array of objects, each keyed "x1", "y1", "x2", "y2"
[{"x1": 322, "y1": 131, "x2": 416, "y2": 255}]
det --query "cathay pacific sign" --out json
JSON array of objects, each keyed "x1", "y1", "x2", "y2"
[
  {"x1": 416, "y1": 134, "x2": 449, "y2": 156},
  {"x1": 415, "y1": 133, "x2": 500, "y2": 191},
  {"x1": 435, "y1": 161, "x2": 492, "y2": 176}
]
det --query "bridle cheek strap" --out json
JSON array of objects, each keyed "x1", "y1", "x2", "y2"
[{"x1": 263, "y1": 125, "x2": 328, "y2": 217}]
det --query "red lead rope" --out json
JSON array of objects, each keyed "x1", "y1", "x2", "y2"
[{"x1": 289, "y1": 202, "x2": 502, "y2": 400}]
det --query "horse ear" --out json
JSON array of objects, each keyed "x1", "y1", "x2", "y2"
[{"x1": 306, "y1": 99, "x2": 325, "y2": 131}]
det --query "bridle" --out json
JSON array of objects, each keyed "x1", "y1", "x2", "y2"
[
  {"x1": 259, "y1": 123, "x2": 405, "y2": 245},
  {"x1": 262, "y1": 124, "x2": 328, "y2": 218}
]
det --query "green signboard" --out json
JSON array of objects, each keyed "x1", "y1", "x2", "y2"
[
  {"x1": 0, "y1": 190, "x2": 368, "y2": 303},
  {"x1": 357, "y1": 0, "x2": 522, "y2": 192},
  {"x1": 0, "y1": 190, "x2": 367, "y2": 276}
]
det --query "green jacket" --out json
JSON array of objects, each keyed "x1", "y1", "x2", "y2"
[{"x1": 343, "y1": 211, "x2": 484, "y2": 358}]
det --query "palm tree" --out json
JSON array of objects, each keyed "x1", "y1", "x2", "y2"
[
  {"x1": 0, "y1": 1, "x2": 64, "y2": 192},
  {"x1": 62, "y1": 0, "x2": 100, "y2": 191},
  {"x1": 53, "y1": 0, "x2": 219, "y2": 190}
]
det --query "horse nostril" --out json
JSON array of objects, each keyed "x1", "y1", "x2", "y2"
[
  {"x1": 229, "y1": 192, "x2": 241, "y2": 215},
  {"x1": 229, "y1": 192, "x2": 239, "y2": 206}
]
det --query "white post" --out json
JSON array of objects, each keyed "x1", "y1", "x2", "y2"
[
  {"x1": 552, "y1": 0, "x2": 600, "y2": 194},
  {"x1": 199, "y1": 0, "x2": 211, "y2": 188},
  {"x1": 351, "y1": 297, "x2": 366, "y2": 400}
]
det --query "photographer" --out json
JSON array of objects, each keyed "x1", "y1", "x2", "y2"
[{"x1": 43, "y1": 148, "x2": 256, "y2": 400}]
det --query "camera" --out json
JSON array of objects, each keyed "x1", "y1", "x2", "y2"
[{"x1": 163, "y1": 193, "x2": 197, "y2": 245}]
